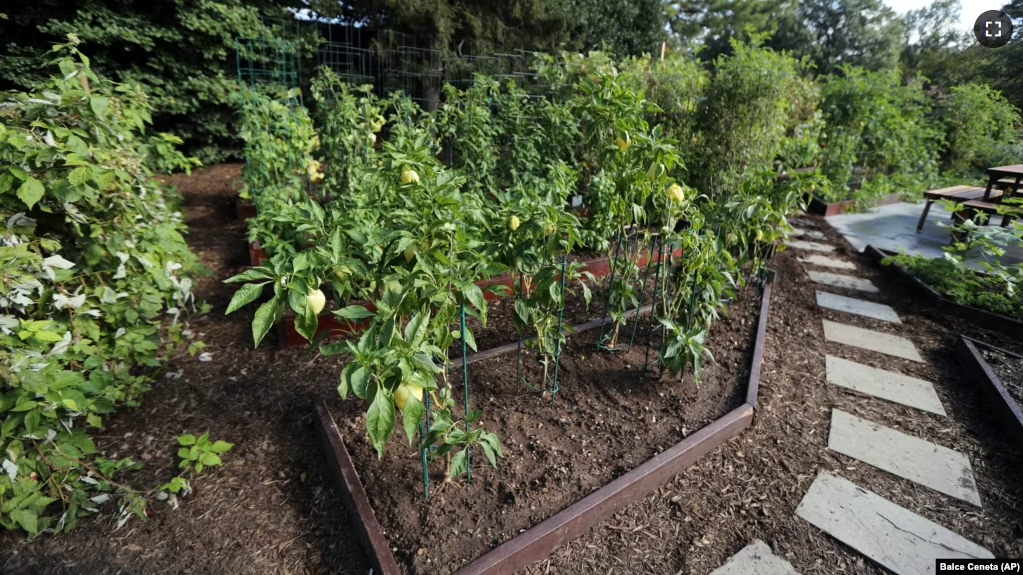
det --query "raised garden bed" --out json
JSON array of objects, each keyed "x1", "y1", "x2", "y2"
[
  {"x1": 805, "y1": 192, "x2": 903, "y2": 217},
  {"x1": 313, "y1": 270, "x2": 775, "y2": 575},
  {"x1": 864, "y1": 245, "x2": 1023, "y2": 337},
  {"x1": 958, "y1": 336, "x2": 1023, "y2": 448}
]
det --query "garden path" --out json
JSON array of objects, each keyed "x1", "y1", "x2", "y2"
[{"x1": 783, "y1": 225, "x2": 991, "y2": 574}]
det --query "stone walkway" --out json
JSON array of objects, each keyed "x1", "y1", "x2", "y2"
[{"x1": 712, "y1": 222, "x2": 991, "y2": 575}]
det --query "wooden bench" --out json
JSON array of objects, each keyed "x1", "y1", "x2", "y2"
[{"x1": 916, "y1": 185, "x2": 1004, "y2": 232}]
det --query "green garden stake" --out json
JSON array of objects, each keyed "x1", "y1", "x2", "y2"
[
  {"x1": 461, "y1": 302, "x2": 471, "y2": 482},
  {"x1": 549, "y1": 255, "x2": 568, "y2": 407},
  {"x1": 419, "y1": 417, "x2": 430, "y2": 500}
]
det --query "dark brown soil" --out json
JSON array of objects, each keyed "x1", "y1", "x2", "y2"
[
  {"x1": 331, "y1": 275, "x2": 763, "y2": 575},
  {"x1": 518, "y1": 215, "x2": 1023, "y2": 575},
  {"x1": 981, "y1": 349, "x2": 1023, "y2": 407}
]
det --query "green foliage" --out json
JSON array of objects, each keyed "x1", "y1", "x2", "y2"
[
  {"x1": 692, "y1": 37, "x2": 802, "y2": 199},
  {"x1": 0, "y1": 1, "x2": 313, "y2": 163},
  {"x1": 0, "y1": 39, "x2": 206, "y2": 535},
  {"x1": 819, "y1": 67, "x2": 942, "y2": 202},
  {"x1": 935, "y1": 83, "x2": 1022, "y2": 175},
  {"x1": 238, "y1": 89, "x2": 320, "y2": 255},
  {"x1": 888, "y1": 254, "x2": 1023, "y2": 320}
]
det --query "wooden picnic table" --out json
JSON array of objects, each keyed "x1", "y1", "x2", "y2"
[{"x1": 982, "y1": 164, "x2": 1023, "y2": 201}]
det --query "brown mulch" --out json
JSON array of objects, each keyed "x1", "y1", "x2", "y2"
[
  {"x1": 518, "y1": 215, "x2": 1023, "y2": 575},
  {"x1": 0, "y1": 164, "x2": 371, "y2": 575}
]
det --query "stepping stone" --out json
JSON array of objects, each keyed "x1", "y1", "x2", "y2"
[
  {"x1": 816, "y1": 291, "x2": 900, "y2": 323},
  {"x1": 790, "y1": 218, "x2": 814, "y2": 227},
  {"x1": 823, "y1": 320, "x2": 923, "y2": 362},
  {"x1": 796, "y1": 473, "x2": 992, "y2": 575},
  {"x1": 709, "y1": 540, "x2": 800, "y2": 575},
  {"x1": 825, "y1": 356, "x2": 945, "y2": 416},
  {"x1": 791, "y1": 228, "x2": 826, "y2": 240},
  {"x1": 828, "y1": 410, "x2": 981, "y2": 506},
  {"x1": 798, "y1": 255, "x2": 855, "y2": 270},
  {"x1": 807, "y1": 270, "x2": 879, "y2": 293},
  {"x1": 788, "y1": 240, "x2": 835, "y2": 253}
]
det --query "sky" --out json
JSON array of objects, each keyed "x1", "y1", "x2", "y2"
[{"x1": 882, "y1": 0, "x2": 997, "y2": 32}]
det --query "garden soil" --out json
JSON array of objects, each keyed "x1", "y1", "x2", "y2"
[
  {"x1": 331, "y1": 275, "x2": 762, "y2": 574},
  {"x1": 981, "y1": 350, "x2": 1023, "y2": 408}
]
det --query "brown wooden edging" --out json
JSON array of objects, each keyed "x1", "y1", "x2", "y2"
[
  {"x1": 313, "y1": 398, "x2": 402, "y2": 575},
  {"x1": 310, "y1": 270, "x2": 776, "y2": 575},
  {"x1": 805, "y1": 192, "x2": 903, "y2": 217},
  {"x1": 275, "y1": 246, "x2": 685, "y2": 349},
  {"x1": 235, "y1": 198, "x2": 257, "y2": 221},
  {"x1": 958, "y1": 336, "x2": 1023, "y2": 448},
  {"x1": 864, "y1": 245, "x2": 1023, "y2": 338}
]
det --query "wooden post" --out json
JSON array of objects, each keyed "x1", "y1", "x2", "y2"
[{"x1": 660, "y1": 42, "x2": 666, "y2": 61}]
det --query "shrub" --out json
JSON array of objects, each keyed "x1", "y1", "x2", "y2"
[
  {"x1": 692, "y1": 37, "x2": 802, "y2": 199},
  {"x1": 820, "y1": 67, "x2": 942, "y2": 202},
  {"x1": 0, "y1": 39, "x2": 206, "y2": 534},
  {"x1": 935, "y1": 83, "x2": 1022, "y2": 175}
]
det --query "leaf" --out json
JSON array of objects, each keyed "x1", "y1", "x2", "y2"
[
  {"x1": 210, "y1": 440, "x2": 233, "y2": 453},
  {"x1": 225, "y1": 282, "x2": 265, "y2": 314},
  {"x1": 89, "y1": 96, "x2": 108, "y2": 117},
  {"x1": 251, "y1": 297, "x2": 283, "y2": 347},
  {"x1": 16, "y1": 178, "x2": 44, "y2": 209},
  {"x1": 200, "y1": 452, "x2": 222, "y2": 467},
  {"x1": 224, "y1": 268, "x2": 272, "y2": 284},
  {"x1": 449, "y1": 449, "x2": 468, "y2": 479},
  {"x1": 464, "y1": 327, "x2": 477, "y2": 352},
  {"x1": 349, "y1": 366, "x2": 370, "y2": 399},
  {"x1": 463, "y1": 283, "x2": 486, "y2": 314},
  {"x1": 366, "y1": 390, "x2": 396, "y2": 459},
  {"x1": 401, "y1": 392, "x2": 424, "y2": 446},
  {"x1": 481, "y1": 432, "x2": 504, "y2": 458},
  {"x1": 334, "y1": 305, "x2": 375, "y2": 320},
  {"x1": 480, "y1": 441, "x2": 497, "y2": 467},
  {"x1": 178, "y1": 434, "x2": 197, "y2": 446},
  {"x1": 294, "y1": 307, "x2": 318, "y2": 342},
  {"x1": 11, "y1": 508, "x2": 38, "y2": 534},
  {"x1": 68, "y1": 167, "x2": 90, "y2": 186},
  {"x1": 514, "y1": 299, "x2": 530, "y2": 324}
]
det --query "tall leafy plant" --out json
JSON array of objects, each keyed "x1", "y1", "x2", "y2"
[{"x1": 0, "y1": 39, "x2": 206, "y2": 535}]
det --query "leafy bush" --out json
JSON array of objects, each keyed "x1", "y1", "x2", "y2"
[
  {"x1": 819, "y1": 67, "x2": 942, "y2": 202},
  {"x1": 0, "y1": 39, "x2": 207, "y2": 534},
  {"x1": 692, "y1": 37, "x2": 802, "y2": 199},
  {"x1": 935, "y1": 83, "x2": 1022, "y2": 175}
]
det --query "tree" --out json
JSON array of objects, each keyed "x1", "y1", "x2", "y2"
[
  {"x1": 787, "y1": 0, "x2": 906, "y2": 74},
  {"x1": 303, "y1": 0, "x2": 666, "y2": 57},
  {"x1": 0, "y1": 0, "x2": 306, "y2": 163},
  {"x1": 665, "y1": 0, "x2": 800, "y2": 61},
  {"x1": 901, "y1": 0, "x2": 972, "y2": 82}
]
